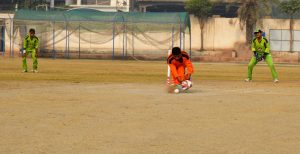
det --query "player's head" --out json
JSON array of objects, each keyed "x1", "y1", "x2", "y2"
[
  {"x1": 254, "y1": 28, "x2": 262, "y2": 38},
  {"x1": 172, "y1": 47, "x2": 182, "y2": 60},
  {"x1": 29, "y1": 28, "x2": 35, "y2": 37}
]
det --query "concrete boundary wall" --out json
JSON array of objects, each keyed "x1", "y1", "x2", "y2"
[
  {"x1": 190, "y1": 15, "x2": 300, "y2": 52},
  {"x1": 1, "y1": 12, "x2": 300, "y2": 63},
  {"x1": 189, "y1": 16, "x2": 300, "y2": 63}
]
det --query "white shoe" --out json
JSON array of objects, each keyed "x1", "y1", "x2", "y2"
[
  {"x1": 245, "y1": 78, "x2": 252, "y2": 82},
  {"x1": 274, "y1": 79, "x2": 279, "y2": 83},
  {"x1": 22, "y1": 70, "x2": 27, "y2": 73},
  {"x1": 32, "y1": 70, "x2": 38, "y2": 73}
]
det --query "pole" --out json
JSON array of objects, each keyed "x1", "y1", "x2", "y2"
[
  {"x1": 189, "y1": 29, "x2": 192, "y2": 57},
  {"x1": 77, "y1": 0, "x2": 81, "y2": 5},
  {"x1": 132, "y1": 25, "x2": 134, "y2": 57},
  {"x1": 78, "y1": 24, "x2": 81, "y2": 59},
  {"x1": 122, "y1": 24, "x2": 125, "y2": 59},
  {"x1": 1, "y1": 25, "x2": 5, "y2": 56},
  {"x1": 183, "y1": 30, "x2": 185, "y2": 51},
  {"x1": 65, "y1": 23, "x2": 68, "y2": 58},
  {"x1": 172, "y1": 25, "x2": 174, "y2": 49},
  {"x1": 67, "y1": 26, "x2": 70, "y2": 58},
  {"x1": 10, "y1": 18, "x2": 13, "y2": 57},
  {"x1": 52, "y1": 21, "x2": 56, "y2": 59},
  {"x1": 125, "y1": 24, "x2": 128, "y2": 58},
  {"x1": 112, "y1": 22, "x2": 115, "y2": 59},
  {"x1": 179, "y1": 24, "x2": 182, "y2": 49},
  {"x1": 50, "y1": 0, "x2": 54, "y2": 8}
]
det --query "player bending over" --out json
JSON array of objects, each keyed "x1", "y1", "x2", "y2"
[{"x1": 167, "y1": 47, "x2": 194, "y2": 93}]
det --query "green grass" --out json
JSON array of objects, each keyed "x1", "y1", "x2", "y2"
[{"x1": 1, "y1": 58, "x2": 300, "y2": 84}]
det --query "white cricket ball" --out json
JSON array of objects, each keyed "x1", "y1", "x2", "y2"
[{"x1": 174, "y1": 89, "x2": 180, "y2": 94}]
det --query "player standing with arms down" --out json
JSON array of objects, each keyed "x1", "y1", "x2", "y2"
[
  {"x1": 167, "y1": 47, "x2": 194, "y2": 93},
  {"x1": 22, "y1": 28, "x2": 39, "y2": 73},
  {"x1": 245, "y1": 29, "x2": 279, "y2": 83}
]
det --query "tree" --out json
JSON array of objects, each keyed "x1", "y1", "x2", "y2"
[
  {"x1": 279, "y1": 0, "x2": 300, "y2": 52},
  {"x1": 23, "y1": 0, "x2": 46, "y2": 9},
  {"x1": 185, "y1": 0, "x2": 212, "y2": 51},
  {"x1": 237, "y1": 0, "x2": 278, "y2": 44},
  {"x1": 24, "y1": 0, "x2": 32, "y2": 8}
]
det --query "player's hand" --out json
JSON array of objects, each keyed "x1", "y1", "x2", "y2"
[
  {"x1": 254, "y1": 52, "x2": 262, "y2": 62},
  {"x1": 176, "y1": 77, "x2": 183, "y2": 83}
]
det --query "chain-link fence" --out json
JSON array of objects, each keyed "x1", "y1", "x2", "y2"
[{"x1": 13, "y1": 9, "x2": 191, "y2": 60}]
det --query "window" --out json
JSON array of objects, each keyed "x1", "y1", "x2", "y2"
[{"x1": 270, "y1": 29, "x2": 300, "y2": 52}]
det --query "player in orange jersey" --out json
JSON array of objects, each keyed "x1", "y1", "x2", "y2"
[{"x1": 167, "y1": 47, "x2": 194, "y2": 93}]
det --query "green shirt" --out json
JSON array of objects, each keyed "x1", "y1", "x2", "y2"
[
  {"x1": 251, "y1": 37, "x2": 270, "y2": 54},
  {"x1": 23, "y1": 35, "x2": 39, "y2": 51}
]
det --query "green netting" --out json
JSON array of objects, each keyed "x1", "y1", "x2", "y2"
[
  {"x1": 15, "y1": 9, "x2": 190, "y2": 27},
  {"x1": 14, "y1": 9, "x2": 66, "y2": 21},
  {"x1": 13, "y1": 9, "x2": 191, "y2": 60}
]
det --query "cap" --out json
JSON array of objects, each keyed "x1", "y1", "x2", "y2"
[{"x1": 254, "y1": 28, "x2": 262, "y2": 34}]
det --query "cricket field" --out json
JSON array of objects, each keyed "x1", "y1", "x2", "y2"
[{"x1": 1, "y1": 57, "x2": 300, "y2": 153}]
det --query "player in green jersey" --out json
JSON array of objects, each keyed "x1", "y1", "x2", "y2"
[
  {"x1": 245, "y1": 29, "x2": 279, "y2": 83},
  {"x1": 22, "y1": 28, "x2": 39, "y2": 73}
]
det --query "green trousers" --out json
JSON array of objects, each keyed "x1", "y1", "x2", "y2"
[
  {"x1": 248, "y1": 53, "x2": 278, "y2": 80},
  {"x1": 23, "y1": 50, "x2": 38, "y2": 71}
]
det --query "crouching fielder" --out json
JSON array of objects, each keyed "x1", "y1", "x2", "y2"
[
  {"x1": 167, "y1": 47, "x2": 194, "y2": 93},
  {"x1": 245, "y1": 29, "x2": 278, "y2": 83}
]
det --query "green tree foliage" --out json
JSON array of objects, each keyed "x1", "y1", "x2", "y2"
[
  {"x1": 185, "y1": 0, "x2": 212, "y2": 51},
  {"x1": 279, "y1": 0, "x2": 300, "y2": 52},
  {"x1": 238, "y1": 0, "x2": 278, "y2": 44},
  {"x1": 24, "y1": 0, "x2": 32, "y2": 8},
  {"x1": 279, "y1": 0, "x2": 300, "y2": 15},
  {"x1": 23, "y1": 0, "x2": 47, "y2": 9}
]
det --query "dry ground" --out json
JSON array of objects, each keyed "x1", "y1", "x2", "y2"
[{"x1": 1, "y1": 57, "x2": 300, "y2": 154}]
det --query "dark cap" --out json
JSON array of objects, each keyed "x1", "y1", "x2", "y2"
[
  {"x1": 172, "y1": 47, "x2": 181, "y2": 55},
  {"x1": 254, "y1": 28, "x2": 262, "y2": 34}
]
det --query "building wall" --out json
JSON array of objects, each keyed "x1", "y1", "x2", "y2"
[
  {"x1": 2, "y1": 12, "x2": 300, "y2": 62},
  {"x1": 190, "y1": 16, "x2": 246, "y2": 51},
  {"x1": 261, "y1": 18, "x2": 300, "y2": 32},
  {"x1": 189, "y1": 16, "x2": 300, "y2": 63},
  {"x1": 190, "y1": 15, "x2": 300, "y2": 51}
]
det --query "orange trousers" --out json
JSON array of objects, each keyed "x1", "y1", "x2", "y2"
[{"x1": 172, "y1": 66, "x2": 185, "y2": 85}]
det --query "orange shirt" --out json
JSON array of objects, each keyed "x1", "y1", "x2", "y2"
[{"x1": 167, "y1": 51, "x2": 194, "y2": 78}]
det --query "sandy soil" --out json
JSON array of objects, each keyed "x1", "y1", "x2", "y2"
[{"x1": 1, "y1": 58, "x2": 300, "y2": 154}]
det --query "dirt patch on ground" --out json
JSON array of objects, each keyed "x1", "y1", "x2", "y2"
[{"x1": 1, "y1": 58, "x2": 300, "y2": 153}]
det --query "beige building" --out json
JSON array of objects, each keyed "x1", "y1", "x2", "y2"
[{"x1": 65, "y1": 0, "x2": 130, "y2": 12}]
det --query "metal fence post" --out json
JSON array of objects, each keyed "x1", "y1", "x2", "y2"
[
  {"x1": 52, "y1": 21, "x2": 56, "y2": 59},
  {"x1": 78, "y1": 24, "x2": 81, "y2": 59},
  {"x1": 122, "y1": 23, "x2": 125, "y2": 59},
  {"x1": 172, "y1": 25, "x2": 174, "y2": 49},
  {"x1": 112, "y1": 22, "x2": 115, "y2": 59},
  {"x1": 10, "y1": 18, "x2": 13, "y2": 57}
]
